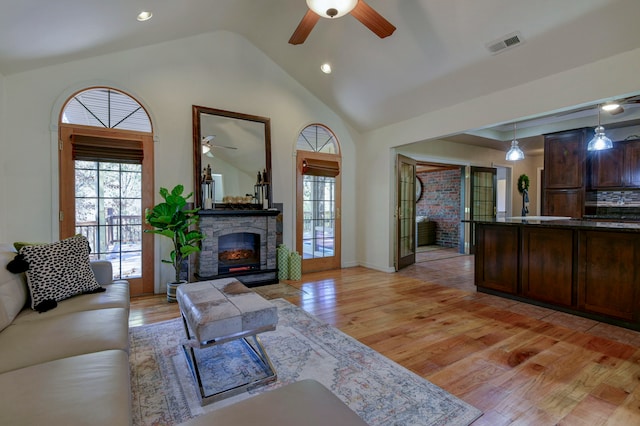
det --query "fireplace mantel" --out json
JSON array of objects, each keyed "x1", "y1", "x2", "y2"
[
  {"x1": 194, "y1": 209, "x2": 279, "y2": 286},
  {"x1": 197, "y1": 209, "x2": 280, "y2": 217}
]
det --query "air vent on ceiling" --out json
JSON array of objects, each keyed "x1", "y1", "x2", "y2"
[{"x1": 486, "y1": 31, "x2": 524, "y2": 54}]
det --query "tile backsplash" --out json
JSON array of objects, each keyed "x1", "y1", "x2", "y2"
[
  {"x1": 585, "y1": 190, "x2": 640, "y2": 217},
  {"x1": 585, "y1": 190, "x2": 640, "y2": 207}
]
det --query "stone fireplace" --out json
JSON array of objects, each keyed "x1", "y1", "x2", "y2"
[{"x1": 194, "y1": 210, "x2": 279, "y2": 286}]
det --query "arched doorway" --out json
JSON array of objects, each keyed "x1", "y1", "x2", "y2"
[{"x1": 58, "y1": 87, "x2": 155, "y2": 295}]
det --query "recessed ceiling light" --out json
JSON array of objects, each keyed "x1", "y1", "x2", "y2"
[
  {"x1": 137, "y1": 11, "x2": 153, "y2": 22},
  {"x1": 320, "y1": 63, "x2": 332, "y2": 74}
]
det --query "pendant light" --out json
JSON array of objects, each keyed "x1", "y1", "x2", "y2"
[
  {"x1": 506, "y1": 123, "x2": 525, "y2": 161},
  {"x1": 587, "y1": 105, "x2": 613, "y2": 151}
]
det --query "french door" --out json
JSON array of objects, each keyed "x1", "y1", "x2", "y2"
[
  {"x1": 59, "y1": 124, "x2": 155, "y2": 295},
  {"x1": 469, "y1": 166, "x2": 497, "y2": 253},
  {"x1": 396, "y1": 154, "x2": 417, "y2": 270},
  {"x1": 296, "y1": 151, "x2": 342, "y2": 273}
]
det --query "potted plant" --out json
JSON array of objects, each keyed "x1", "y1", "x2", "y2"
[{"x1": 145, "y1": 184, "x2": 204, "y2": 302}]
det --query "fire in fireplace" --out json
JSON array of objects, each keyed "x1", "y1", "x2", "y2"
[{"x1": 218, "y1": 232, "x2": 260, "y2": 274}]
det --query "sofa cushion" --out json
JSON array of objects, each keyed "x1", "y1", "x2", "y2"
[
  {"x1": 0, "y1": 307, "x2": 129, "y2": 374},
  {"x1": 19, "y1": 235, "x2": 102, "y2": 312},
  {"x1": 0, "y1": 244, "x2": 28, "y2": 332},
  {"x1": 12, "y1": 281, "x2": 130, "y2": 323},
  {"x1": 90, "y1": 259, "x2": 115, "y2": 286},
  {"x1": 0, "y1": 350, "x2": 132, "y2": 426}
]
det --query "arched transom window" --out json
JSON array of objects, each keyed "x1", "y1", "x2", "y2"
[
  {"x1": 296, "y1": 124, "x2": 340, "y2": 154},
  {"x1": 61, "y1": 87, "x2": 152, "y2": 133}
]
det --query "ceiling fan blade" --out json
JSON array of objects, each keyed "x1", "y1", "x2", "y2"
[
  {"x1": 351, "y1": 0, "x2": 396, "y2": 39},
  {"x1": 211, "y1": 144, "x2": 238, "y2": 150},
  {"x1": 289, "y1": 9, "x2": 320, "y2": 45}
]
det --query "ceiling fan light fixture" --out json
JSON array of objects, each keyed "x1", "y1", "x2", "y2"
[
  {"x1": 320, "y1": 63, "x2": 332, "y2": 74},
  {"x1": 601, "y1": 102, "x2": 621, "y2": 112},
  {"x1": 587, "y1": 106, "x2": 613, "y2": 151},
  {"x1": 506, "y1": 123, "x2": 525, "y2": 161},
  {"x1": 201, "y1": 135, "x2": 215, "y2": 154},
  {"x1": 306, "y1": 0, "x2": 358, "y2": 18}
]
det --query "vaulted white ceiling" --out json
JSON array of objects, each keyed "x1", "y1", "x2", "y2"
[{"x1": 2, "y1": 0, "x2": 640, "y2": 144}]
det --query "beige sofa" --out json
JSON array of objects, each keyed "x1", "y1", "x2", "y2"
[{"x1": 0, "y1": 243, "x2": 132, "y2": 426}]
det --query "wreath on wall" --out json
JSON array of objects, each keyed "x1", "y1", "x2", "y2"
[{"x1": 517, "y1": 174, "x2": 530, "y2": 194}]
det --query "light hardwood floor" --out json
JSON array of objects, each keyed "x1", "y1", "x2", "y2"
[{"x1": 130, "y1": 248, "x2": 640, "y2": 425}]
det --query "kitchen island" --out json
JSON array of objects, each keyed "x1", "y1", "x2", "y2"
[{"x1": 474, "y1": 218, "x2": 640, "y2": 330}]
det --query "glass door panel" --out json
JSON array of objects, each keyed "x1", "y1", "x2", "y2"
[
  {"x1": 396, "y1": 154, "x2": 416, "y2": 270},
  {"x1": 470, "y1": 166, "x2": 497, "y2": 253},
  {"x1": 75, "y1": 161, "x2": 143, "y2": 280},
  {"x1": 302, "y1": 175, "x2": 335, "y2": 259}
]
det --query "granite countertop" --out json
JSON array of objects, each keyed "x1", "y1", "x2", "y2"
[{"x1": 470, "y1": 217, "x2": 640, "y2": 231}]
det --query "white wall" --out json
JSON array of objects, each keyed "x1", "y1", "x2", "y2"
[
  {"x1": 0, "y1": 72, "x2": 6, "y2": 242},
  {"x1": 0, "y1": 30, "x2": 358, "y2": 289},
  {"x1": 4, "y1": 29, "x2": 639, "y2": 283},
  {"x1": 358, "y1": 47, "x2": 640, "y2": 271}
]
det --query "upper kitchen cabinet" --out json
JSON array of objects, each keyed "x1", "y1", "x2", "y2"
[
  {"x1": 544, "y1": 129, "x2": 587, "y2": 188},
  {"x1": 543, "y1": 129, "x2": 588, "y2": 218},
  {"x1": 589, "y1": 144, "x2": 624, "y2": 188},
  {"x1": 626, "y1": 139, "x2": 640, "y2": 187},
  {"x1": 589, "y1": 139, "x2": 640, "y2": 189}
]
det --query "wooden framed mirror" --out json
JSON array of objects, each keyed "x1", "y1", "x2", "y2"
[{"x1": 192, "y1": 105, "x2": 271, "y2": 208}]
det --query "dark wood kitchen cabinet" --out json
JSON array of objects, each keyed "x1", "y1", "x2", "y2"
[
  {"x1": 577, "y1": 230, "x2": 640, "y2": 322},
  {"x1": 475, "y1": 221, "x2": 640, "y2": 331},
  {"x1": 544, "y1": 189, "x2": 584, "y2": 218},
  {"x1": 589, "y1": 139, "x2": 640, "y2": 189},
  {"x1": 625, "y1": 140, "x2": 640, "y2": 187},
  {"x1": 474, "y1": 224, "x2": 519, "y2": 295},
  {"x1": 544, "y1": 129, "x2": 587, "y2": 188},
  {"x1": 589, "y1": 144, "x2": 624, "y2": 188},
  {"x1": 543, "y1": 129, "x2": 587, "y2": 218},
  {"x1": 521, "y1": 227, "x2": 574, "y2": 307}
]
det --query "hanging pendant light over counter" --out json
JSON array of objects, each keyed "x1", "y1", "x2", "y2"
[
  {"x1": 506, "y1": 123, "x2": 525, "y2": 161},
  {"x1": 587, "y1": 105, "x2": 613, "y2": 151}
]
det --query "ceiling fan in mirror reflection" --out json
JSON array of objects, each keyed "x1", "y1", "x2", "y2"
[{"x1": 201, "y1": 135, "x2": 238, "y2": 157}]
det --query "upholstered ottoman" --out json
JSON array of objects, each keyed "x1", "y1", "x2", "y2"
[
  {"x1": 178, "y1": 379, "x2": 369, "y2": 426},
  {"x1": 176, "y1": 278, "x2": 278, "y2": 405}
]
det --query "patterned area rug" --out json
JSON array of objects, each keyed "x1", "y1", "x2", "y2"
[{"x1": 129, "y1": 299, "x2": 482, "y2": 426}]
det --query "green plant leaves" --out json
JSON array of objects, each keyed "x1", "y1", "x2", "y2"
[{"x1": 144, "y1": 185, "x2": 204, "y2": 283}]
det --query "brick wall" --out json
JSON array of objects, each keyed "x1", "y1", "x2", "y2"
[{"x1": 417, "y1": 168, "x2": 461, "y2": 248}]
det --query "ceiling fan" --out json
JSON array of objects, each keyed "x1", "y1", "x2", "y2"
[
  {"x1": 289, "y1": 0, "x2": 396, "y2": 45},
  {"x1": 550, "y1": 95, "x2": 640, "y2": 119},
  {"x1": 201, "y1": 135, "x2": 237, "y2": 157},
  {"x1": 601, "y1": 95, "x2": 640, "y2": 115}
]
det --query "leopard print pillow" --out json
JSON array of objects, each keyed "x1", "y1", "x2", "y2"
[{"x1": 19, "y1": 235, "x2": 102, "y2": 312}]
